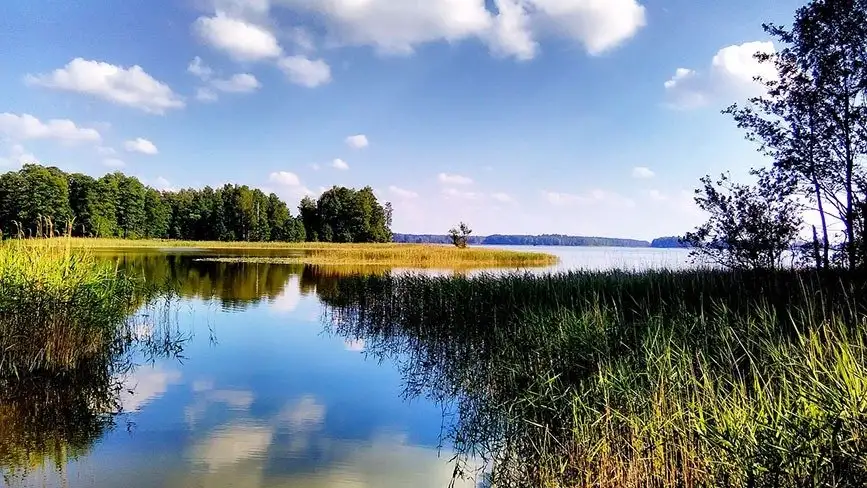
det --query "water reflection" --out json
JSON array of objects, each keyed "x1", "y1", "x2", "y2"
[{"x1": 0, "y1": 299, "x2": 190, "y2": 485}]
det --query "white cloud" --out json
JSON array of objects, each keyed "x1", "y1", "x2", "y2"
[
  {"x1": 124, "y1": 137, "x2": 159, "y2": 155},
  {"x1": 103, "y1": 158, "x2": 126, "y2": 168},
  {"x1": 331, "y1": 158, "x2": 349, "y2": 170},
  {"x1": 0, "y1": 112, "x2": 101, "y2": 143},
  {"x1": 196, "y1": 87, "x2": 219, "y2": 102},
  {"x1": 345, "y1": 134, "x2": 369, "y2": 149},
  {"x1": 119, "y1": 365, "x2": 181, "y2": 412},
  {"x1": 389, "y1": 185, "x2": 419, "y2": 199},
  {"x1": 665, "y1": 41, "x2": 777, "y2": 109},
  {"x1": 0, "y1": 144, "x2": 39, "y2": 167},
  {"x1": 631, "y1": 166, "x2": 655, "y2": 179},
  {"x1": 154, "y1": 176, "x2": 174, "y2": 190},
  {"x1": 491, "y1": 192, "x2": 514, "y2": 203},
  {"x1": 269, "y1": 170, "x2": 302, "y2": 186},
  {"x1": 443, "y1": 187, "x2": 483, "y2": 200},
  {"x1": 211, "y1": 73, "x2": 261, "y2": 93},
  {"x1": 278, "y1": 55, "x2": 332, "y2": 87},
  {"x1": 188, "y1": 56, "x2": 214, "y2": 80},
  {"x1": 26, "y1": 58, "x2": 184, "y2": 114},
  {"x1": 543, "y1": 189, "x2": 635, "y2": 208},
  {"x1": 310, "y1": 162, "x2": 321, "y2": 171},
  {"x1": 96, "y1": 145, "x2": 116, "y2": 156},
  {"x1": 438, "y1": 172, "x2": 473, "y2": 185},
  {"x1": 278, "y1": 0, "x2": 645, "y2": 59},
  {"x1": 191, "y1": 423, "x2": 274, "y2": 470},
  {"x1": 647, "y1": 189, "x2": 668, "y2": 201},
  {"x1": 194, "y1": 13, "x2": 283, "y2": 61}
]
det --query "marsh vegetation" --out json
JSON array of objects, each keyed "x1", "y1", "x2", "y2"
[{"x1": 323, "y1": 270, "x2": 867, "y2": 487}]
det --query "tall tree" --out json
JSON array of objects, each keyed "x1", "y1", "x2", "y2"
[{"x1": 725, "y1": 0, "x2": 867, "y2": 269}]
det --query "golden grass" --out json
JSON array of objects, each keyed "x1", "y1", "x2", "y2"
[{"x1": 52, "y1": 238, "x2": 560, "y2": 268}]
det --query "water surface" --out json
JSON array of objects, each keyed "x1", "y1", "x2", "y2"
[{"x1": 1, "y1": 246, "x2": 690, "y2": 487}]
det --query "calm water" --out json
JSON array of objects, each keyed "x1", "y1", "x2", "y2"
[{"x1": 0, "y1": 246, "x2": 690, "y2": 488}]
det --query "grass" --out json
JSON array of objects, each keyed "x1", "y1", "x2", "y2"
[
  {"x1": 52, "y1": 237, "x2": 560, "y2": 268},
  {"x1": 321, "y1": 269, "x2": 867, "y2": 487},
  {"x1": 0, "y1": 238, "x2": 140, "y2": 377}
]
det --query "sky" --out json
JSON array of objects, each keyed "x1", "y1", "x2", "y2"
[{"x1": 0, "y1": 0, "x2": 806, "y2": 240}]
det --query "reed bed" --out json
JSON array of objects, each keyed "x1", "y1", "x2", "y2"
[
  {"x1": 322, "y1": 269, "x2": 867, "y2": 487},
  {"x1": 52, "y1": 237, "x2": 559, "y2": 268},
  {"x1": 0, "y1": 239, "x2": 140, "y2": 377}
]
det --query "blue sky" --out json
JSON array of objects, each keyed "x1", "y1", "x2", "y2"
[{"x1": 1, "y1": 0, "x2": 804, "y2": 239}]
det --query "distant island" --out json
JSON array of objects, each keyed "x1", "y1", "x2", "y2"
[{"x1": 393, "y1": 234, "x2": 690, "y2": 249}]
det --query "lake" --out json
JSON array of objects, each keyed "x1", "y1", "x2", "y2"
[{"x1": 0, "y1": 246, "x2": 691, "y2": 488}]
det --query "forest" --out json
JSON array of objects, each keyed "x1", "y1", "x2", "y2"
[{"x1": 0, "y1": 165, "x2": 392, "y2": 244}]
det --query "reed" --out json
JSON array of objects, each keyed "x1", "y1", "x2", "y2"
[
  {"x1": 52, "y1": 237, "x2": 559, "y2": 267},
  {"x1": 0, "y1": 239, "x2": 140, "y2": 377},
  {"x1": 322, "y1": 269, "x2": 867, "y2": 487}
]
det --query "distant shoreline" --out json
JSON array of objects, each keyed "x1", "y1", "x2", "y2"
[{"x1": 393, "y1": 234, "x2": 690, "y2": 249}]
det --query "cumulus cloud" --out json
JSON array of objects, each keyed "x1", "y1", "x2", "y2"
[
  {"x1": 96, "y1": 145, "x2": 116, "y2": 156},
  {"x1": 389, "y1": 185, "x2": 419, "y2": 199},
  {"x1": 0, "y1": 144, "x2": 39, "y2": 167},
  {"x1": 631, "y1": 166, "x2": 655, "y2": 179},
  {"x1": 278, "y1": 55, "x2": 332, "y2": 87},
  {"x1": 331, "y1": 158, "x2": 349, "y2": 170},
  {"x1": 345, "y1": 134, "x2": 369, "y2": 149},
  {"x1": 26, "y1": 58, "x2": 184, "y2": 114},
  {"x1": 194, "y1": 13, "x2": 283, "y2": 61},
  {"x1": 443, "y1": 187, "x2": 483, "y2": 200},
  {"x1": 187, "y1": 57, "x2": 261, "y2": 101},
  {"x1": 188, "y1": 56, "x2": 214, "y2": 80},
  {"x1": 269, "y1": 170, "x2": 302, "y2": 186},
  {"x1": 277, "y1": 0, "x2": 645, "y2": 59},
  {"x1": 438, "y1": 173, "x2": 473, "y2": 185},
  {"x1": 124, "y1": 137, "x2": 159, "y2": 155},
  {"x1": 211, "y1": 73, "x2": 261, "y2": 93},
  {"x1": 196, "y1": 87, "x2": 219, "y2": 102},
  {"x1": 664, "y1": 41, "x2": 777, "y2": 109},
  {"x1": 0, "y1": 112, "x2": 101, "y2": 143},
  {"x1": 543, "y1": 189, "x2": 635, "y2": 208}
]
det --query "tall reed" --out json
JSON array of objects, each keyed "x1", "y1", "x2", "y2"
[
  {"x1": 0, "y1": 239, "x2": 139, "y2": 377},
  {"x1": 322, "y1": 270, "x2": 867, "y2": 487}
]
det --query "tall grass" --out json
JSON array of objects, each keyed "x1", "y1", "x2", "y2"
[
  {"x1": 53, "y1": 237, "x2": 559, "y2": 267},
  {"x1": 322, "y1": 270, "x2": 867, "y2": 487},
  {"x1": 0, "y1": 239, "x2": 139, "y2": 377}
]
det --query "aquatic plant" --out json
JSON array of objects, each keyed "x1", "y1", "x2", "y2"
[
  {"x1": 49, "y1": 237, "x2": 559, "y2": 268},
  {"x1": 322, "y1": 269, "x2": 867, "y2": 487},
  {"x1": 0, "y1": 239, "x2": 143, "y2": 377}
]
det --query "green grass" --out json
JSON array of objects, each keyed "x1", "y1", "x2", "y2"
[
  {"x1": 52, "y1": 237, "x2": 560, "y2": 268},
  {"x1": 0, "y1": 239, "x2": 140, "y2": 377},
  {"x1": 321, "y1": 269, "x2": 867, "y2": 487}
]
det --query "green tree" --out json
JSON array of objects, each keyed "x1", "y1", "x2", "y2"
[
  {"x1": 724, "y1": 0, "x2": 867, "y2": 269},
  {"x1": 144, "y1": 189, "x2": 171, "y2": 238},
  {"x1": 298, "y1": 196, "x2": 319, "y2": 242},
  {"x1": 449, "y1": 222, "x2": 473, "y2": 249},
  {"x1": 684, "y1": 172, "x2": 802, "y2": 270}
]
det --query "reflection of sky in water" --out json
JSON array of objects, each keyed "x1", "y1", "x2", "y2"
[{"x1": 6, "y1": 274, "x2": 474, "y2": 488}]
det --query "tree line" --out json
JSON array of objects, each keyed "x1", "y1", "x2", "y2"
[
  {"x1": 0, "y1": 164, "x2": 392, "y2": 243},
  {"x1": 686, "y1": 0, "x2": 867, "y2": 271}
]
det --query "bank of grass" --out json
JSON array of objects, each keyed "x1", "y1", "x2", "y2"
[
  {"x1": 0, "y1": 239, "x2": 140, "y2": 377},
  {"x1": 56, "y1": 237, "x2": 559, "y2": 268},
  {"x1": 324, "y1": 270, "x2": 867, "y2": 487}
]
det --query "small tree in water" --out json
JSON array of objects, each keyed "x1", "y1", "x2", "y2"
[
  {"x1": 449, "y1": 222, "x2": 472, "y2": 248},
  {"x1": 684, "y1": 170, "x2": 802, "y2": 270}
]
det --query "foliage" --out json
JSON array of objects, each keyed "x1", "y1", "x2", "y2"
[
  {"x1": 0, "y1": 164, "x2": 341, "y2": 243},
  {"x1": 448, "y1": 222, "x2": 473, "y2": 248},
  {"x1": 722, "y1": 0, "x2": 867, "y2": 270},
  {"x1": 322, "y1": 269, "x2": 867, "y2": 487},
  {"x1": 298, "y1": 186, "x2": 392, "y2": 243},
  {"x1": 684, "y1": 171, "x2": 802, "y2": 269}
]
